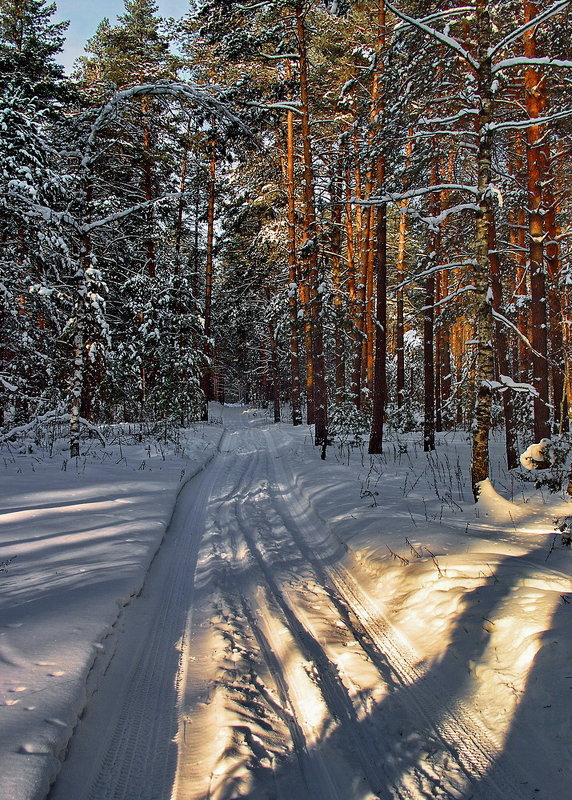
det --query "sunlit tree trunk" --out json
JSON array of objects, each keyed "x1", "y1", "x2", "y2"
[
  {"x1": 330, "y1": 148, "x2": 346, "y2": 402},
  {"x1": 489, "y1": 215, "x2": 518, "y2": 469},
  {"x1": 367, "y1": 1, "x2": 387, "y2": 454},
  {"x1": 471, "y1": 0, "x2": 496, "y2": 498},
  {"x1": 395, "y1": 202, "x2": 407, "y2": 409},
  {"x1": 524, "y1": 0, "x2": 550, "y2": 440},
  {"x1": 283, "y1": 63, "x2": 303, "y2": 426}
]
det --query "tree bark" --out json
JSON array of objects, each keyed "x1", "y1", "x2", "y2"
[
  {"x1": 201, "y1": 133, "x2": 216, "y2": 420},
  {"x1": 295, "y1": 0, "x2": 327, "y2": 447},
  {"x1": 284, "y1": 61, "x2": 303, "y2": 426},
  {"x1": 141, "y1": 99, "x2": 156, "y2": 278},
  {"x1": 423, "y1": 262, "x2": 436, "y2": 452},
  {"x1": 471, "y1": 0, "x2": 496, "y2": 499},
  {"x1": 489, "y1": 216, "x2": 518, "y2": 469},
  {"x1": 368, "y1": 0, "x2": 387, "y2": 455},
  {"x1": 524, "y1": 0, "x2": 550, "y2": 440},
  {"x1": 70, "y1": 180, "x2": 94, "y2": 459}
]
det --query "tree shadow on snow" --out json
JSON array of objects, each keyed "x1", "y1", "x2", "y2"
[{"x1": 214, "y1": 542, "x2": 572, "y2": 800}]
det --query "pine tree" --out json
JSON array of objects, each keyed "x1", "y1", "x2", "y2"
[{"x1": 0, "y1": 0, "x2": 69, "y2": 106}]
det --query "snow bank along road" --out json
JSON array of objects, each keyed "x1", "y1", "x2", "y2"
[{"x1": 50, "y1": 410, "x2": 538, "y2": 800}]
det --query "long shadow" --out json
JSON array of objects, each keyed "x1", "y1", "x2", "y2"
[
  {"x1": 181, "y1": 431, "x2": 572, "y2": 798},
  {"x1": 468, "y1": 596, "x2": 572, "y2": 799},
  {"x1": 353, "y1": 544, "x2": 555, "y2": 799},
  {"x1": 207, "y1": 539, "x2": 565, "y2": 800}
]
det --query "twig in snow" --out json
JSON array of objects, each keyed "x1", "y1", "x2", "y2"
[
  {"x1": 545, "y1": 534, "x2": 558, "y2": 561},
  {"x1": 405, "y1": 538, "x2": 422, "y2": 558},
  {"x1": 424, "y1": 547, "x2": 443, "y2": 577},
  {"x1": 386, "y1": 545, "x2": 409, "y2": 565}
]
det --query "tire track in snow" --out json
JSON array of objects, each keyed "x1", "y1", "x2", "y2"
[
  {"x1": 173, "y1": 429, "x2": 340, "y2": 800},
  {"x1": 50, "y1": 432, "x2": 234, "y2": 800},
  {"x1": 233, "y1": 443, "x2": 400, "y2": 800},
  {"x1": 214, "y1": 435, "x2": 346, "y2": 800},
  {"x1": 263, "y1": 426, "x2": 532, "y2": 800}
]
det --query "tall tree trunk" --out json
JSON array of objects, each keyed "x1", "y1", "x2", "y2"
[
  {"x1": 174, "y1": 120, "x2": 192, "y2": 273},
  {"x1": 141, "y1": 99, "x2": 156, "y2": 278},
  {"x1": 351, "y1": 127, "x2": 366, "y2": 408},
  {"x1": 395, "y1": 132, "x2": 413, "y2": 410},
  {"x1": 423, "y1": 260, "x2": 436, "y2": 452},
  {"x1": 295, "y1": 0, "x2": 327, "y2": 448},
  {"x1": 283, "y1": 70, "x2": 303, "y2": 426},
  {"x1": 331, "y1": 146, "x2": 346, "y2": 402},
  {"x1": 424, "y1": 160, "x2": 441, "y2": 452},
  {"x1": 471, "y1": 0, "x2": 496, "y2": 499},
  {"x1": 543, "y1": 153, "x2": 566, "y2": 431},
  {"x1": 70, "y1": 180, "x2": 94, "y2": 459},
  {"x1": 368, "y1": 1, "x2": 387, "y2": 455},
  {"x1": 395, "y1": 202, "x2": 407, "y2": 410},
  {"x1": 344, "y1": 152, "x2": 358, "y2": 404},
  {"x1": 265, "y1": 285, "x2": 281, "y2": 423},
  {"x1": 368, "y1": 196, "x2": 387, "y2": 453},
  {"x1": 201, "y1": 133, "x2": 216, "y2": 420},
  {"x1": 524, "y1": 0, "x2": 550, "y2": 440},
  {"x1": 489, "y1": 216, "x2": 519, "y2": 469}
]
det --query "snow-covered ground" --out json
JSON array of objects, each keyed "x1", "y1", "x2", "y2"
[
  {"x1": 0, "y1": 421, "x2": 222, "y2": 800},
  {"x1": 2, "y1": 406, "x2": 572, "y2": 800}
]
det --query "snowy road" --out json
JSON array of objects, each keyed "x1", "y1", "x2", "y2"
[{"x1": 49, "y1": 410, "x2": 544, "y2": 800}]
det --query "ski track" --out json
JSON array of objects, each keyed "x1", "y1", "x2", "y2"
[
  {"x1": 50, "y1": 418, "x2": 538, "y2": 800},
  {"x1": 49, "y1": 432, "x2": 234, "y2": 800}
]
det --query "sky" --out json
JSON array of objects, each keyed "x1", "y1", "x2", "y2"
[{"x1": 53, "y1": 0, "x2": 189, "y2": 73}]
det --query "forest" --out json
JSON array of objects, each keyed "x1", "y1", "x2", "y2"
[{"x1": 2, "y1": 0, "x2": 572, "y2": 498}]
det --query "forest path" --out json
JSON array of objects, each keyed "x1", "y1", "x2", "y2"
[{"x1": 49, "y1": 408, "x2": 530, "y2": 800}]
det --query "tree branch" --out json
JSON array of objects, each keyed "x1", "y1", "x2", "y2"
[{"x1": 384, "y1": 0, "x2": 479, "y2": 70}]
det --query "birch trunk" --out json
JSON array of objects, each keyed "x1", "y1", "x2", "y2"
[{"x1": 471, "y1": 0, "x2": 496, "y2": 498}]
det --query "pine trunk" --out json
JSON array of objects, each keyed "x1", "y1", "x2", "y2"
[
  {"x1": 283, "y1": 81, "x2": 303, "y2": 426},
  {"x1": 524, "y1": 0, "x2": 550, "y2": 440},
  {"x1": 295, "y1": 1, "x2": 327, "y2": 448}
]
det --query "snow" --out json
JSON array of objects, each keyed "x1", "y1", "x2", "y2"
[
  {"x1": 2, "y1": 407, "x2": 572, "y2": 800},
  {"x1": 0, "y1": 423, "x2": 221, "y2": 800},
  {"x1": 520, "y1": 439, "x2": 552, "y2": 470}
]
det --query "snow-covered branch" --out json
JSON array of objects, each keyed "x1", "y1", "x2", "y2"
[
  {"x1": 394, "y1": 261, "x2": 478, "y2": 291},
  {"x1": 414, "y1": 203, "x2": 480, "y2": 230},
  {"x1": 247, "y1": 101, "x2": 304, "y2": 116},
  {"x1": 420, "y1": 284, "x2": 476, "y2": 312},
  {"x1": 0, "y1": 409, "x2": 106, "y2": 447},
  {"x1": 83, "y1": 82, "x2": 248, "y2": 168},
  {"x1": 82, "y1": 192, "x2": 187, "y2": 234},
  {"x1": 352, "y1": 183, "x2": 477, "y2": 206},
  {"x1": 491, "y1": 107, "x2": 572, "y2": 131},
  {"x1": 384, "y1": 0, "x2": 479, "y2": 70},
  {"x1": 418, "y1": 109, "x2": 478, "y2": 126},
  {"x1": 492, "y1": 308, "x2": 545, "y2": 360},
  {"x1": 19, "y1": 198, "x2": 79, "y2": 230},
  {"x1": 260, "y1": 52, "x2": 299, "y2": 60},
  {"x1": 492, "y1": 56, "x2": 572, "y2": 74},
  {"x1": 488, "y1": 0, "x2": 572, "y2": 59}
]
